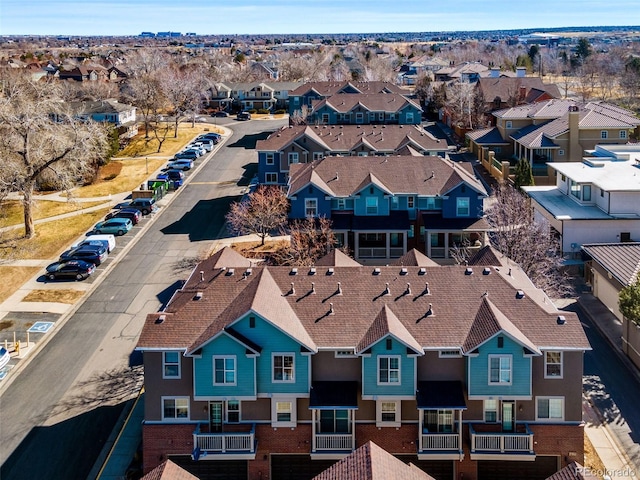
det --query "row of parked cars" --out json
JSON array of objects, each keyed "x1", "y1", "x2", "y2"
[
  {"x1": 157, "y1": 132, "x2": 221, "y2": 183},
  {"x1": 44, "y1": 197, "x2": 159, "y2": 281}
]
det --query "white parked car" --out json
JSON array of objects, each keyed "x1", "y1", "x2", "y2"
[{"x1": 0, "y1": 347, "x2": 10, "y2": 370}]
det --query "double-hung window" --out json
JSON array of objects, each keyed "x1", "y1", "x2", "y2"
[
  {"x1": 265, "y1": 172, "x2": 278, "y2": 184},
  {"x1": 162, "y1": 397, "x2": 189, "y2": 421},
  {"x1": 273, "y1": 353, "x2": 295, "y2": 382},
  {"x1": 456, "y1": 197, "x2": 470, "y2": 216},
  {"x1": 288, "y1": 152, "x2": 299, "y2": 165},
  {"x1": 537, "y1": 397, "x2": 564, "y2": 421},
  {"x1": 213, "y1": 356, "x2": 236, "y2": 385},
  {"x1": 265, "y1": 153, "x2": 274, "y2": 165},
  {"x1": 377, "y1": 400, "x2": 401, "y2": 426},
  {"x1": 544, "y1": 351, "x2": 563, "y2": 378},
  {"x1": 366, "y1": 197, "x2": 378, "y2": 215},
  {"x1": 227, "y1": 400, "x2": 240, "y2": 423},
  {"x1": 378, "y1": 356, "x2": 400, "y2": 384},
  {"x1": 163, "y1": 351, "x2": 181, "y2": 379},
  {"x1": 484, "y1": 399, "x2": 498, "y2": 422},
  {"x1": 489, "y1": 355, "x2": 511, "y2": 385},
  {"x1": 272, "y1": 398, "x2": 296, "y2": 427},
  {"x1": 305, "y1": 199, "x2": 318, "y2": 218}
]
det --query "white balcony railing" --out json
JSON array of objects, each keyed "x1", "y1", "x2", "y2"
[
  {"x1": 314, "y1": 433, "x2": 354, "y2": 451},
  {"x1": 193, "y1": 424, "x2": 256, "y2": 454},
  {"x1": 420, "y1": 433, "x2": 460, "y2": 451},
  {"x1": 469, "y1": 424, "x2": 534, "y2": 454}
]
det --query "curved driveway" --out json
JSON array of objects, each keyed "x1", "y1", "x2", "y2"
[{"x1": 0, "y1": 118, "x2": 287, "y2": 480}]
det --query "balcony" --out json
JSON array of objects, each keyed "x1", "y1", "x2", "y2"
[
  {"x1": 469, "y1": 423, "x2": 535, "y2": 461},
  {"x1": 418, "y1": 432, "x2": 463, "y2": 460},
  {"x1": 311, "y1": 433, "x2": 355, "y2": 459},
  {"x1": 192, "y1": 423, "x2": 257, "y2": 460}
]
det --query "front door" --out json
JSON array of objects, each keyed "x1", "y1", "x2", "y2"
[
  {"x1": 210, "y1": 401, "x2": 223, "y2": 433},
  {"x1": 502, "y1": 401, "x2": 515, "y2": 432}
]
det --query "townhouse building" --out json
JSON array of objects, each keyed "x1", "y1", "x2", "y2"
[
  {"x1": 136, "y1": 247, "x2": 590, "y2": 480},
  {"x1": 287, "y1": 155, "x2": 488, "y2": 263},
  {"x1": 256, "y1": 124, "x2": 454, "y2": 186},
  {"x1": 65, "y1": 99, "x2": 138, "y2": 139}
]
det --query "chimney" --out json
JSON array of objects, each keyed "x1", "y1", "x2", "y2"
[
  {"x1": 516, "y1": 66, "x2": 526, "y2": 78},
  {"x1": 568, "y1": 105, "x2": 580, "y2": 161},
  {"x1": 490, "y1": 67, "x2": 500, "y2": 78}
]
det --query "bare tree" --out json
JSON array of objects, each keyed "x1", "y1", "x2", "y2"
[
  {"x1": 161, "y1": 65, "x2": 208, "y2": 136},
  {"x1": 273, "y1": 216, "x2": 340, "y2": 266},
  {"x1": 289, "y1": 104, "x2": 309, "y2": 126},
  {"x1": 485, "y1": 183, "x2": 572, "y2": 297},
  {"x1": 225, "y1": 185, "x2": 289, "y2": 246},
  {"x1": 0, "y1": 72, "x2": 109, "y2": 238}
]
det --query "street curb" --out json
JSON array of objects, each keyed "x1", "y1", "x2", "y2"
[{"x1": 0, "y1": 130, "x2": 233, "y2": 395}]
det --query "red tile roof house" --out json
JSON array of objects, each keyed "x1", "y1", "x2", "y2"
[{"x1": 136, "y1": 246, "x2": 590, "y2": 480}]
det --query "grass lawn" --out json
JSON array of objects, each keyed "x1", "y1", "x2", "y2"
[
  {"x1": 0, "y1": 200, "x2": 108, "y2": 229},
  {"x1": 0, "y1": 208, "x2": 111, "y2": 260},
  {"x1": 0, "y1": 267, "x2": 41, "y2": 303},
  {"x1": 73, "y1": 158, "x2": 167, "y2": 198},
  {"x1": 22, "y1": 289, "x2": 86, "y2": 304},
  {"x1": 118, "y1": 123, "x2": 224, "y2": 158}
]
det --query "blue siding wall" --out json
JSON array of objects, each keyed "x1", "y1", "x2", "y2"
[
  {"x1": 257, "y1": 152, "x2": 281, "y2": 184},
  {"x1": 467, "y1": 335, "x2": 532, "y2": 398},
  {"x1": 441, "y1": 184, "x2": 483, "y2": 219},
  {"x1": 233, "y1": 313, "x2": 310, "y2": 395},
  {"x1": 354, "y1": 187, "x2": 390, "y2": 216},
  {"x1": 194, "y1": 334, "x2": 256, "y2": 398},
  {"x1": 290, "y1": 185, "x2": 332, "y2": 219},
  {"x1": 362, "y1": 338, "x2": 415, "y2": 397}
]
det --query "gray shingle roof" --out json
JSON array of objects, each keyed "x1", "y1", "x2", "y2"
[{"x1": 582, "y1": 243, "x2": 640, "y2": 286}]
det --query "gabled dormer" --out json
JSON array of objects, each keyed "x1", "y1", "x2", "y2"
[
  {"x1": 353, "y1": 174, "x2": 393, "y2": 216},
  {"x1": 359, "y1": 305, "x2": 423, "y2": 398},
  {"x1": 465, "y1": 297, "x2": 540, "y2": 400}
]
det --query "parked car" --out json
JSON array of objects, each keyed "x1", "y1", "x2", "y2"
[
  {"x1": 60, "y1": 244, "x2": 108, "y2": 266},
  {"x1": 45, "y1": 260, "x2": 96, "y2": 281},
  {"x1": 115, "y1": 198, "x2": 157, "y2": 216},
  {"x1": 198, "y1": 133, "x2": 221, "y2": 144},
  {"x1": 174, "y1": 150, "x2": 199, "y2": 160},
  {"x1": 0, "y1": 346, "x2": 10, "y2": 370},
  {"x1": 106, "y1": 207, "x2": 142, "y2": 225},
  {"x1": 214, "y1": 111, "x2": 229, "y2": 117},
  {"x1": 188, "y1": 141, "x2": 212, "y2": 152},
  {"x1": 92, "y1": 217, "x2": 133, "y2": 236},
  {"x1": 236, "y1": 112, "x2": 251, "y2": 121},
  {"x1": 77, "y1": 234, "x2": 116, "y2": 253},
  {"x1": 165, "y1": 160, "x2": 193, "y2": 171},
  {"x1": 163, "y1": 169, "x2": 185, "y2": 181},
  {"x1": 183, "y1": 147, "x2": 204, "y2": 157}
]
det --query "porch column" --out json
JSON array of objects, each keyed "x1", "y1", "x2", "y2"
[
  {"x1": 419, "y1": 410, "x2": 424, "y2": 451},
  {"x1": 354, "y1": 232, "x2": 360, "y2": 260},
  {"x1": 458, "y1": 410, "x2": 463, "y2": 452},
  {"x1": 444, "y1": 232, "x2": 450, "y2": 259},
  {"x1": 403, "y1": 231, "x2": 407, "y2": 255},
  {"x1": 425, "y1": 231, "x2": 431, "y2": 258},
  {"x1": 386, "y1": 233, "x2": 391, "y2": 259},
  {"x1": 312, "y1": 410, "x2": 317, "y2": 452},
  {"x1": 351, "y1": 410, "x2": 356, "y2": 450}
]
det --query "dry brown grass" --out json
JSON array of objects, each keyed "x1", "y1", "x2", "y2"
[
  {"x1": 0, "y1": 200, "x2": 107, "y2": 229},
  {"x1": 118, "y1": 123, "x2": 224, "y2": 158},
  {"x1": 584, "y1": 433, "x2": 606, "y2": 475},
  {"x1": 22, "y1": 289, "x2": 85, "y2": 304},
  {"x1": 0, "y1": 208, "x2": 111, "y2": 260},
  {"x1": 73, "y1": 158, "x2": 166, "y2": 198},
  {"x1": 0, "y1": 267, "x2": 40, "y2": 303}
]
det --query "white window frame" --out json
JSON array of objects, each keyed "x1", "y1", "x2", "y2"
[
  {"x1": 376, "y1": 400, "x2": 401, "y2": 427},
  {"x1": 505, "y1": 121, "x2": 513, "y2": 129},
  {"x1": 439, "y1": 349, "x2": 462, "y2": 358},
  {"x1": 366, "y1": 196, "x2": 378, "y2": 215},
  {"x1": 601, "y1": 130, "x2": 608, "y2": 139},
  {"x1": 288, "y1": 152, "x2": 299, "y2": 165},
  {"x1": 305, "y1": 198, "x2": 318, "y2": 218},
  {"x1": 536, "y1": 396, "x2": 564, "y2": 421},
  {"x1": 265, "y1": 153, "x2": 275, "y2": 165},
  {"x1": 272, "y1": 353, "x2": 295, "y2": 383},
  {"x1": 406, "y1": 112, "x2": 414, "y2": 123},
  {"x1": 558, "y1": 149, "x2": 565, "y2": 156},
  {"x1": 544, "y1": 351, "x2": 563, "y2": 378},
  {"x1": 484, "y1": 399, "x2": 498, "y2": 422},
  {"x1": 336, "y1": 198, "x2": 346, "y2": 210},
  {"x1": 226, "y1": 400, "x2": 241, "y2": 423},
  {"x1": 357, "y1": 151, "x2": 369, "y2": 156},
  {"x1": 162, "y1": 396, "x2": 190, "y2": 421},
  {"x1": 272, "y1": 398, "x2": 296, "y2": 427},
  {"x1": 620, "y1": 130, "x2": 628, "y2": 139},
  {"x1": 488, "y1": 355, "x2": 512, "y2": 385},
  {"x1": 407, "y1": 196, "x2": 415, "y2": 209},
  {"x1": 456, "y1": 197, "x2": 470, "y2": 217},
  {"x1": 265, "y1": 172, "x2": 278, "y2": 184},
  {"x1": 355, "y1": 112, "x2": 364, "y2": 123},
  {"x1": 213, "y1": 355, "x2": 236, "y2": 385},
  {"x1": 378, "y1": 355, "x2": 401, "y2": 385},
  {"x1": 162, "y1": 351, "x2": 181, "y2": 379},
  {"x1": 313, "y1": 152, "x2": 324, "y2": 161}
]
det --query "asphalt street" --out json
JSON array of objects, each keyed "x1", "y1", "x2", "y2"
[{"x1": 0, "y1": 117, "x2": 287, "y2": 480}]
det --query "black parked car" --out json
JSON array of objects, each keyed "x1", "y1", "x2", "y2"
[
  {"x1": 60, "y1": 244, "x2": 108, "y2": 266},
  {"x1": 106, "y1": 207, "x2": 142, "y2": 225},
  {"x1": 114, "y1": 198, "x2": 157, "y2": 216},
  {"x1": 45, "y1": 260, "x2": 96, "y2": 281},
  {"x1": 214, "y1": 111, "x2": 229, "y2": 117}
]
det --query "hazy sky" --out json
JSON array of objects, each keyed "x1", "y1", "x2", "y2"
[{"x1": 2, "y1": 0, "x2": 638, "y2": 36}]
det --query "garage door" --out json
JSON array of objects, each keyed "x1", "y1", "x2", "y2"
[
  {"x1": 478, "y1": 456, "x2": 559, "y2": 480},
  {"x1": 396, "y1": 457, "x2": 454, "y2": 480},
  {"x1": 271, "y1": 455, "x2": 337, "y2": 480},
  {"x1": 168, "y1": 455, "x2": 247, "y2": 480}
]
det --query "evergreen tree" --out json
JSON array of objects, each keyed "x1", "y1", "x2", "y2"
[
  {"x1": 514, "y1": 158, "x2": 534, "y2": 190},
  {"x1": 619, "y1": 279, "x2": 640, "y2": 326}
]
